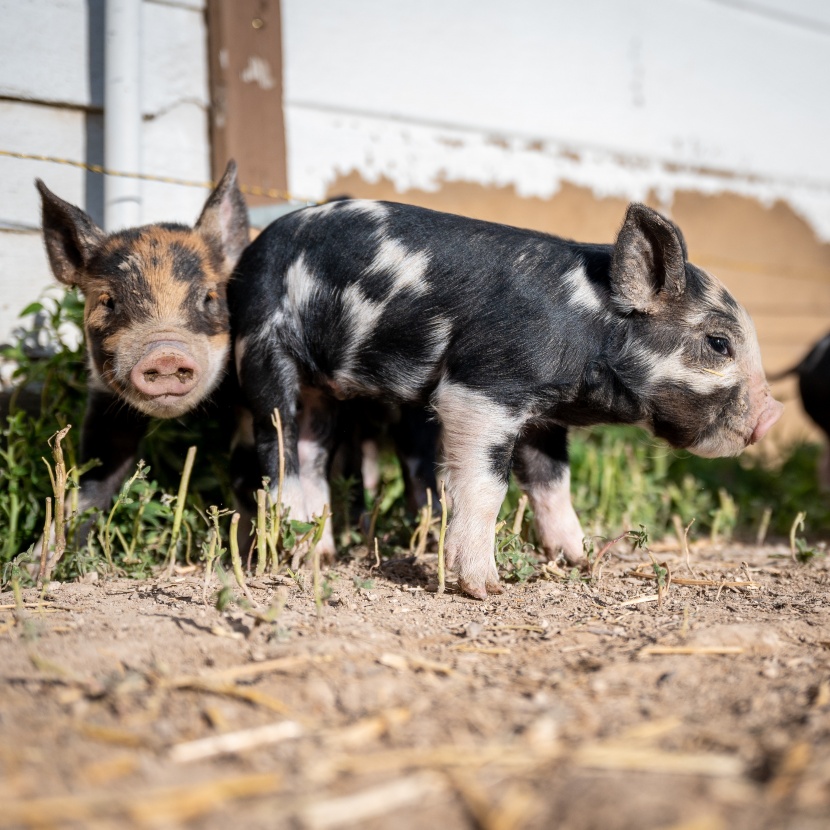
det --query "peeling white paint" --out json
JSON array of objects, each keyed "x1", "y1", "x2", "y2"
[
  {"x1": 286, "y1": 105, "x2": 830, "y2": 242},
  {"x1": 241, "y1": 56, "x2": 275, "y2": 90},
  {"x1": 282, "y1": 0, "x2": 830, "y2": 242}
]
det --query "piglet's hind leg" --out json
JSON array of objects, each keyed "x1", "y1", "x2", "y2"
[
  {"x1": 237, "y1": 337, "x2": 307, "y2": 537},
  {"x1": 513, "y1": 425, "x2": 585, "y2": 565}
]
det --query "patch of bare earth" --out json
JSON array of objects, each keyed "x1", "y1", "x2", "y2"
[{"x1": 1, "y1": 541, "x2": 828, "y2": 830}]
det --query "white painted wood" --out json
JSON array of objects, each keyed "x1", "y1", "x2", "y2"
[
  {"x1": 141, "y1": 0, "x2": 210, "y2": 116},
  {"x1": 0, "y1": 0, "x2": 101, "y2": 108},
  {"x1": 146, "y1": 0, "x2": 204, "y2": 10},
  {"x1": 282, "y1": 0, "x2": 830, "y2": 239},
  {"x1": 718, "y1": 0, "x2": 830, "y2": 29},
  {"x1": 0, "y1": 102, "x2": 89, "y2": 230},
  {"x1": 141, "y1": 102, "x2": 212, "y2": 223},
  {"x1": 0, "y1": 233, "x2": 53, "y2": 346},
  {"x1": 105, "y1": 0, "x2": 143, "y2": 230}
]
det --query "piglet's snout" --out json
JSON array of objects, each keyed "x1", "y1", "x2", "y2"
[
  {"x1": 749, "y1": 395, "x2": 784, "y2": 445},
  {"x1": 130, "y1": 341, "x2": 200, "y2": 398}
]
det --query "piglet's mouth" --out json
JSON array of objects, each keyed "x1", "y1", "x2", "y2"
[{"x1": 137, "y1": 369, "x2": 197, "y2": 399}]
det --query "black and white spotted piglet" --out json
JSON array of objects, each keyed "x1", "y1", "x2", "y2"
[{"x1": 231, "y1": 201, "x2": 783, "y2": 599}]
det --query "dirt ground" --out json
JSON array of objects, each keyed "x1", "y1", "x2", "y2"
[{"x1": 1, "y1": 540, "x2": 829, "y2": 830}]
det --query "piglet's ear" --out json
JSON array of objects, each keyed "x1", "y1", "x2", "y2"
[
  {"x1": 610, "y1": 203, "x2": 687, "y2": 313},
  {"x1": 37, "y1": 180, "x2": 105, "y2": 290},
  {"x1": 196, "y1": 160, "x2": 250, "y2": 276}
]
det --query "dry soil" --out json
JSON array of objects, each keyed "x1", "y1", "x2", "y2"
[{"x1": 1, "y1": 540, "x2": 828, "y2": 829}]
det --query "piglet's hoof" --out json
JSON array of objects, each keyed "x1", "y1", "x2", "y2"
[
  {"x1": 458, "y1": 578, "x2": 488, "y2": 600},
  {"x1": 458, "y1": 577, "x2": 503, "y2": 600}
]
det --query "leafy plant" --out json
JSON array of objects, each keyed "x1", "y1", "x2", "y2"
[{"x1": 495, "y1": 530, "x2": 538, "y2": 582}]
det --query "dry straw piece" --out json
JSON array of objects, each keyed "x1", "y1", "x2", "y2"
[
  {"x1": 38, "y1": 425, "x2": 71, "y2": 584},
  {"x1": 437, "y1": 480, "x2": 448, "y2": 593},
  {"x1": 572, "y1": 744, "x2": 744, "y2": 776},
  {"x1": 378, "y1": 652, "x2": 454, "y2": 675},
  {"x1": 640, "y1": 646, "x2": 745, "y2": 656},
  {"x1": 1, "y1": 771, "x2": 282, "y2": 827},
  {"x1": 316, "y1": 741, "x2": 563, "y2": 778},
  {"x1": 298, "y1": 771, "x2": 447, "y2": 830},
  {"x1": 170, "y1": 720, "x2": 304, "y2": 764},
  {"x1": 625, "y1": 569, "x2": 760, "y2": 592}
]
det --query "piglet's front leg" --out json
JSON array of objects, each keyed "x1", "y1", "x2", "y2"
[
  {"x1": 513, "y1": 425, "x2": 585, "y2": 565},
  {"x1": 296, "y1": 387, "x2": 336, "y2": 562},
  {"x1": 435, "y1": 381, "x2": 522, "y2": 599},
  {"x1": 78, "y1": 387, "x2": 149, "y2": 513}
]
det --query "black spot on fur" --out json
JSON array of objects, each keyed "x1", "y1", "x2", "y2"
[
  {"x1": 651, "y1": 383, "x2": 743, "y2": 448},
  {"x1": 169, "y1": 242, "x2": 205, "y2": 283},
  {"x1": 513, "y1": 424, "x2": 569, "y2": 486},
  {"x1": 184, "y1": 282, "x2": 229, "y2": 336},
  {"x1": 488, "y1": 438, "x2": 516, "y2": 485},
  {"x1": 111, "y1": 227, "x2": 143, "y2": 245}
]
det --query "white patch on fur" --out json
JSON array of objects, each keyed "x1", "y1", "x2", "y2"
[
  {"x1": 303, "y1": 199, "x2": 388, "y2": 223},
  {"x1": 341, "y1": 283, "x2": 386, "y2": 352},
  {"x1": 434, "y1": 380, "x2": 525, "y2": 595},
  {"x1": 340, "y1": 200, "x2": 389, "y2": 220},
  {"x1": 526, "y1": 470, "x2": 584, "y2": 563},
  {"x1": 258, "y1": 301, "x2": 291, "y2": 344},
  {"x1": 702, "y1": 272, "x2": 726, "y2": 308},
  {"x1": 301, "y1": 200, "x2": 341, "y2": 221},
  {"x1": 296, "y1": 388, "x2": 336, "y2": 557},
  {"x1": 361, "y1": 438, "x2": 381, "y2": 495},
  {"x1": 621, "y1": 332, "x2": 739, "y2": 397},
  {"x1": 299, "y1": 465, "x2": 335, "y2": 557},
  {"x1": 334, "y1": 243, "x2": 450, "y2": 396},
  {"x1": 368, "y1": 237, "x2": 430, "y2": 296},
  {"x1": 334, "y1": 312, "x2": 452, "y2": 400},
  {"x1": 640, "y1": 345, "x2": 733, "y2": 394},
  {"x1": 285, "y1": 253, "x2": 319, "y2": 313},
  {"x1": 562, "y1": 265, "x2": 603, "y2": 314},
  {"x1": 342, "y1": 237, "x2": 431, "y2": 347},
  {"x1": 273, "y1": 475, "x2": 306, "y2": 524},
  {"x1": 735, "y1": 303, "x2": 764, "y2": 377}
]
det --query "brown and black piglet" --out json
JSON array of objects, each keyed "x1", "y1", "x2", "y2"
[{"x1": 37, "y1": 161, "x2": 249, "y2": 513}]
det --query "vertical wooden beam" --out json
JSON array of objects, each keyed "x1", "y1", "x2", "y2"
[{"x1": 206, "y1": 0, "x2": 287, "y2": 205}]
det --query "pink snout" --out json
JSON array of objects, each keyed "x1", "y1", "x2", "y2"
[
  {"x1": 130, "y1": 341, "x2": 200, "y2": 399},
  {"x1": 749, "y1": 397, "x2": 784, "y2": 445}
]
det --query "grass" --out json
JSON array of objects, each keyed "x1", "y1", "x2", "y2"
[{"x1": 2, "y1": 288, "x2": 829, "y2": 591}]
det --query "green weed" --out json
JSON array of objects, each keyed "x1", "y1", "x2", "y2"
[{"x1": 494, "y1": 530, "x2": 538, "y2": 583}]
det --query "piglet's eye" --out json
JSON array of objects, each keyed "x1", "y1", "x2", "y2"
[
  {"x1": 707, "y1": 335, "x2": 731, "y2": 357},
  {"x1": 99, "y1": 293, "x2": 115, "y2": 310}
]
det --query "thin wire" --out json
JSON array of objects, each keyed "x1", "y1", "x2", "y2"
[{"x1": 0, "y1": 148, "x2": 318, "y2": 204}]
